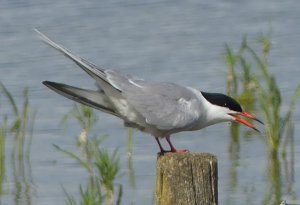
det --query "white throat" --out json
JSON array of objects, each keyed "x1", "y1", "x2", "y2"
[{"x1": 188, "y1": 88, "x2": 234, "y2": 130}]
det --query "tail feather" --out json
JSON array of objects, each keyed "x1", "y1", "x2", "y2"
[
  {"x1": 43, "y1": 81, "x2": 119, "y2": 117},
  {"x1": 35, "y1": 29, "x2": 109, "y2": 85}
]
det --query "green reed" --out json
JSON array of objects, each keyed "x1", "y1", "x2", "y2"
[
  {"x1": 0, "y1": 117, "x2": 7, "y2": 196},
  {"x1": 61, "y1": 103, "x2": 99, "y2": 147},
  {"x1": 57, "y1": 104, "x2": 123, "y2": 205},
  {"x1": 224, "y1": 37, "x2": 258, "y2": 190},
  {"x1": 64, "y1": 183, "x2": 104, "y2": 205},
  {"x1": 0, "y1": 82, "x2": 36, "y2": 159},
  {"x1": 225, "y1": 34, "x2": 300, "y2": 205},
  {"x1": 245, "y1": 35, "x2": 300, "y2": 154},
  {"x1": 225, "y1": 35, "x2": 300, "y2": 154},
  {"x1": 262, "y1": 151, "x2": 282, "y2": 205},
  {"x1": 225, "y1": 36, "x2": 257, "y2": 111},
  {"x1": 127, "y1": 128, "x2": 136, "y2": 189},
  {"x1": 0, "y1": 81, "x2": 36, "y2": 205},
  {"x1": 95, "y1": 145, "x2": 121, "y2": 205},
  {"x1": 55, "y1": 137, "x2": 122, "y2": 205}
]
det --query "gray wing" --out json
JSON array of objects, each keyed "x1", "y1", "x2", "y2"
[
  {"x1": 122, "y1": 82, "x2": 201, "y2": 130},
  {"x1": 100, "y1": 70, "x2": 202, "y2": 130}
]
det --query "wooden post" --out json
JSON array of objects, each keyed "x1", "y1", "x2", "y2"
[{"x1": 155, "y1": 153, "x2": 218, "y2": 205}]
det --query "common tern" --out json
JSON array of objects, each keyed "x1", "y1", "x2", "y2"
[{"x1": 36, "y1": 29, "x2": 263, "y2": 153}]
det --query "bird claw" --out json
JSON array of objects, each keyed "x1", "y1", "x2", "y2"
[
  {"x1": 158, "y1": 149, "x2": 189, "y2": 155},
  {"x1": 172, "y1": 149, "x2": 189, "y2": 154}
]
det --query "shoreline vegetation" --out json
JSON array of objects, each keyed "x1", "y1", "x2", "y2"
[{"x1": 225, "y1": 33, "x2": 300, "y2": 205}]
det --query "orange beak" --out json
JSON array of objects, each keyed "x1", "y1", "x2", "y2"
[{"x1": 229, "y1": 112, "x2": 263, "y2": 132}]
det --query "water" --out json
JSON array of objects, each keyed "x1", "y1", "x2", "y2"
[{"x1": 1, "y1": 0, "x2": 300, "y2": 204}]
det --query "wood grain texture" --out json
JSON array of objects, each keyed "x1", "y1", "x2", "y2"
[{"x1": 155, "y1": 153, "x2": 218, "y2": 205}]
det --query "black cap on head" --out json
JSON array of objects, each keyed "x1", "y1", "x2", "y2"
[{"x1": 201, "y1": 92, "x2": 242, "y2": 112}]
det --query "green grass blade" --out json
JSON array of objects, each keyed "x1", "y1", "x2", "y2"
[
  {"x1": 63, "y1": 186, "x2": 78, "y2": 205},
  {"x1": 0, "y1": 120, "x2": 7, "y2": 196},
  {"x1": 238, "y1": 35, "x2": 248, "y2": 53},
  {"x1": 127, "y1": 128, "x2": 134, "y2": 157},
  {"x1": 224, "y1": 44, "x2": 238, "y2": 96},
  {"x1": 285, "y1": 85, "x2": 300, "y2": 120},
  {"x1": 0, "y1": 81, "x2": 19, "y2": 116},
  {"x1": 280, "y1": 85, "x2": 300, "y2": 136},
  {"x1": 53, "y1": 144, "x2": 90, "y2": 172},
  {"x1": 26, "y1": 110, "x2": 37, "y2": 159},
  {"x1": 116, "y1": 184, "x2": 123, "y2": 205},
  {"x1": 246, "y1": 45, "x2": 271, "y2": 86}
]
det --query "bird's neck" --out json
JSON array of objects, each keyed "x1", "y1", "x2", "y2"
[{"x1": 204, "y1": 102, "x2": 229, "y2": 126}]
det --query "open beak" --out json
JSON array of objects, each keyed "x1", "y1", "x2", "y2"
[{"x1": 229, "y1": 112, "x2": 264, "y2": 132}]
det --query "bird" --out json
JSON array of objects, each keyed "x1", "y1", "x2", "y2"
[{"x1": 36, "y1": 29, "x2": 263, "y2": 153}]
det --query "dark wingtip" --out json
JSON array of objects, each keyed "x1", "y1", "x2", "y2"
[
  {"x1": 42, "y1": 81, "x2": 49, "y2": 85},
  {"x1": 42, "y1": 81, "x2": 65, "y2": 91},
  {"x1": 43, "y1": 81, "x2": 58, "y2": 87}
]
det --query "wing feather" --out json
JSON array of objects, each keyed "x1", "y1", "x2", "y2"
[{"x1": 124, "y1": 83, "x2": 201, "y2": 130}]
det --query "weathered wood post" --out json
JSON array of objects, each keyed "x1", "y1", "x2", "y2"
[{"x1": 155, "y1": 153, "x2": 218, "y2": 205}]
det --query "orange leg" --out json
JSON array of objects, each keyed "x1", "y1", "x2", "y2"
[
  {"x1": 155, "y1": 137, "x2": 165, "y2": 153},
  {"x1": 166, "y1": 135, "x2": 189, "y2": 153}
]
